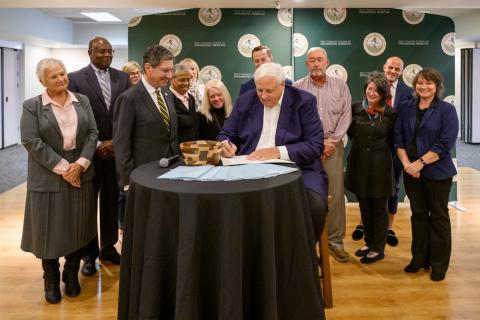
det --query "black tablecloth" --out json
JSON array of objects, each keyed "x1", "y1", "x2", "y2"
[{"x1": 118, "y1": 161, "x2": 324, "y2": 320}]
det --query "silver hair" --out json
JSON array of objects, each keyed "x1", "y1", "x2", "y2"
[
  {"x1": 36, "y1": 58, "x2": 66, "y2": 82},
  {"x1": 306, "y1": 47, "x2": 328, "y2": 59},
  {"x1": 254, "y1": 62, "x2": 286, "y2": 84},
  {"x1": 173, "y1": 63, "x2": 191, "y2": 75}
]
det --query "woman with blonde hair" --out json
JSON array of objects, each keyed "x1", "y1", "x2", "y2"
[
  {"x1": 198, "y1": 79, "x2": 233, "y2": 140},
  {"x1": 181, "y1": 58, "x2": 205, "y2": 106},
  {"x1": 122, "y1": 61, "x2": 142, "y2": 85}
]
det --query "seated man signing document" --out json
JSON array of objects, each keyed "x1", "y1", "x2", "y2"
[{"x1": 218, "y1": 62, "x2": 328, "y2": 240}]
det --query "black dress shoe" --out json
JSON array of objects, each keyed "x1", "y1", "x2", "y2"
[
  {"x1": 431, "y1": 272, "x2": 446, "y2": 281},
  {"x1": 404, "y1": 262, "x2": 430, "y2": 273},
  {"x1": 352, "y1": 225, "x2": 364, "y2": 241},
  {"x1": 355, "y1": 247, "x2": 370, "y2": 257},
  {"x1": 360, "y1": 252, "x2": 384, "y2": 264},
  {"x1": 62, "y1": 270, "x2": 81, "y2": 297},
  {"x1": 99, "y1": 248, "x2": 121, "y2": 265},
  {"x1": 81, "y1": 260, "x2": 97, "y2": 277},
  {"x1": 387, "y1": 230, "x2": 399, "y2": 247}
]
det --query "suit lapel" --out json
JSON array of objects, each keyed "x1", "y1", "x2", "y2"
[
  {"x1": 248, "y1": 97, "x2": 264, "y2": 149},
  {"x1": 408, "y1": 103, "x2": 416, "y2": 133},
  {"x1": 73, "y1": 100, "x2": 86, "y2": 147},
  {"x1": 275, "y1": 87, "x2": 291, "y2": 146},
  {"x1": 85, "y1": 66, "x2": 107, "y2": 109},
  {"x1": 41, "y1": 104, "x2": 62, "y2": 137}
]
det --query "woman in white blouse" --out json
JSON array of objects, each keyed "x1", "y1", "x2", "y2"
[{"x1": 20, "y1": 58, "x2": 98, "y2": 304}]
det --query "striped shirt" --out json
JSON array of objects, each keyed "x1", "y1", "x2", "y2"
[{"x1": 293, "y1": 75, "x2": 352, "y2": 143}]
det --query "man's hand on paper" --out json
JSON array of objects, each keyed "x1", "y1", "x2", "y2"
[{"x1": 246, "y1": 147, "x2": 280, "y2": 161}]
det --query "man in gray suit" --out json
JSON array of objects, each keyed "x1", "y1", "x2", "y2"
[
  {"x1": 113, "y1": 45, "x2": 179, "y2": 190},
  {"x1": 68, "y1": 37, "x2": 130, "y2": 276}
]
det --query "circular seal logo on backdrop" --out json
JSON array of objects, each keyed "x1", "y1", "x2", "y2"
[
  {"x1": 237, "y1": 34, "x2": 261, "y2": 58},
  {"x1": 441, "y1": 32, "x2": 455, "y2": 56},
  {"x1": 277, "y1": 8, "x2": 293, "y2": 27},
  {"x1": 199, "y1": 65, "x2": 222, "y2": 84},
  {"x1": 159, "y1": 34, "x2": 182, "y2": 57},
  {"x1": 324, "y1": 8, "x2": 347, "y2": 25},
  {"x1": 326, "y1": 64, "x2": 348, "y2": 82},
  {"x1": 363, "y1": 32, "x2": 386, "y2": 56},
  {"x1": 198, "y1": 8, "x2": 222, "y2": 26},
  {"x1": 402, "y1": 64, "x2": 423, "y2": 87},
  {"x1": 282, "y1": 65, "x2": 293, "y2": 80},
  {"x1": 444, "y1": 95, "x2": 455, "y2": 106},
  {"x1": 402, "y1": 11, "x2": 425, "y2": 25},
  {"x1": 128, "y1": 16, "x2": 142, "y2": 27},
  {"x1": 293, "y1": 33, "x2": 309, "y2": 57}
]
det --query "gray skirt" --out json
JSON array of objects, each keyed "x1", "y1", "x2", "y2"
[{"x1": 21, "y1": 151, "x2": 97, "y2": 259}]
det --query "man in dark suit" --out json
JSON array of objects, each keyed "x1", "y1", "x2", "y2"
[
  {"x1": 113, "y1": 45, "x2": 179, "y2": 190},
  {"x1": 238, "y1": 45, "x2": 292, "y2": 96},
  {"x1": 68, "y1": 37, "x2": 130, "y2": 276},
  {"x1": 219, "y1": 62, "x2": 328, "y2": 241},
  {"x1": 383, "y1": 56, "x2": 413, "y2": 246}
]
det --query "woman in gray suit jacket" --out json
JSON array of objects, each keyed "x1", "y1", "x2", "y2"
[{"x1": 20, "y1": 58, "x2": 98, "y2": 304}]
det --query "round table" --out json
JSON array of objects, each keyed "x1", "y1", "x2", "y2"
[{"x1": 118, "y1": 161, "x2": 324, "y2": 320}]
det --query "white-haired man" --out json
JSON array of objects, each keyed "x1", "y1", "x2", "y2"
[
  {"x1": 219, "y1": 62, "x2": 328, "y2": 241},
  {"x1": 294, "y1": 47, "x2": 352, "y2": 262}
]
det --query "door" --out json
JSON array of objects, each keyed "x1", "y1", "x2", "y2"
[{"x1": 2, "y1": 48, "x2": 21, "y2": 147}]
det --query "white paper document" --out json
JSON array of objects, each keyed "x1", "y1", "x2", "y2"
[
  {"x1": 157, "y1": 164, "x2": 298, "y2": 181},
  {"x1": 221, "y1": 155, "x2": 294, "y2": 166}
]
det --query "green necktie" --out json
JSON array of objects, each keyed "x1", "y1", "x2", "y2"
[{"x1": 155, "y1": 89, "x2": 170, "y2": 132}]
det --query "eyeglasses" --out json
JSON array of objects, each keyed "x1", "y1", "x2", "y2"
[
  {"x1": 128, "y1": 71, "x2": 141, "y2": 77},
  {"x1": 94, "y1": 49, "x2": 114, "y2": 55}
]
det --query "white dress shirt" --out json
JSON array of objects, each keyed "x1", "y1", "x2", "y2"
[{"x1": 255, "y1": 91, "x2": 291, "y2": 161}]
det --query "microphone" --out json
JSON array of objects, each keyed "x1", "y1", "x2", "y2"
[{"x1": 159, "y1": 155, "x2": 180, "y2": 168}]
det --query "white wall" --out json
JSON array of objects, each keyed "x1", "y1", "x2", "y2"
[
  {"x1": 0, "y1": 9, "x2": 73, "y2": 44},
  {"x1": 24, "y1": 45, "x2": 51, "y2": 100},
  {"x1": 23, "y1": 46, "x2": 129, "y2": 101},
  {"x1": 73, "y1": 24, "x2": 128, "y2": 46}
]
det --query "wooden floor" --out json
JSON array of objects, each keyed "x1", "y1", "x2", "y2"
[{"x1": 1, "y1": 168, "x2": 480, "y2": 319}]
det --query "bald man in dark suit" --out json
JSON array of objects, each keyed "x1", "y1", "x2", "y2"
[{"x1": 68, "y1": 36, "x2": 130, "y2": 276}]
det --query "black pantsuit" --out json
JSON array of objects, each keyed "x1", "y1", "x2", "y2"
[
  {"x1": 357, "y1": 196, "x2": 388, "y2": 253},
  {"x1": 403, "y1": 174, "x2": 452, "y2": 275}
]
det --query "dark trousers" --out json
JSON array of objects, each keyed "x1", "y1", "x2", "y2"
[
  {"x1": 387, "y1": 159, "x2": 403, "y2": 214},
  {"x1": 306, "y1": 190, "x2": 328, "y2": 242},
  {"x1": 84, "y1": 155, "x2": 119, "y2": 260},
  {"x1": 357, "y1": 195, "x2": 388, "y2": 254},
  {"x1": 404, "y1": 174, "x2": 452, "y2": 275}
]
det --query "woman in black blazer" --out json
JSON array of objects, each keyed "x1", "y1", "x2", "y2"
[
  {"x1": 170, "y1": 64, "x2": 199, "y2": 143},
  {"x1": 197, "y1": 79, "x2": 233, "y2": 140},
  {"x1": 394, "y1": 68, "x2": 458, "y2": 281},
  {"x1": 345, "y1": 72, "x2": 396, "y2": 264},
  {"x1": 20, "y1": 58, "x2": 98, "y2": 303}
]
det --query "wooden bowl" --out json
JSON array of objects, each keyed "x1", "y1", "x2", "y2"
[{"x1": 179, "y1": 140, "x2": 222, "y2": 166}]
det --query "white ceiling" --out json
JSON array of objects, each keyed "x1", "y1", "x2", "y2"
[{"x1": 0, "y1": 1, "x2": 478, "y2": 24}]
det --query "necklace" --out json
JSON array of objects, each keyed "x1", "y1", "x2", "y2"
[{"x1": 212, "y1": 112, "x2": 222, "y2": 130}]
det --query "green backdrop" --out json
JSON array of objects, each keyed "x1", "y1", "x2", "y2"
[{"x1": 128, "y1": 8, "x2": 456, "y2": 202}]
